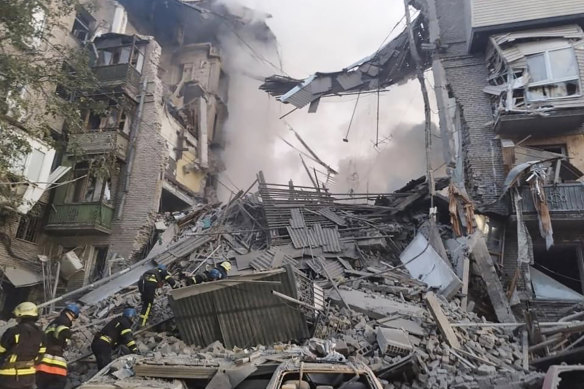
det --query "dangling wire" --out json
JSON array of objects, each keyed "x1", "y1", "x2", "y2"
[
  {"x1": 375, "y1": 83, "x2": 381, "y2": 147},
  {"x1": 343, "y1": 90, "x2": 362, "y2": 142}
]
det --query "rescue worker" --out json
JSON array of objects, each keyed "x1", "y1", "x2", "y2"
[
  {"x1": 186, "y1": 261, "x2": 231, "y2": 285},
  {"x1": 137, "y1": 264, "x2": 176, "y2": 326},
  {"x1": 36, "y1": 303, "x2": 80, "y2": 389},
  {"x1": 90, "y1": 308, "x2": 139, "y2": 370},
  {"x1": 0, "y1": 302, "x2": 45, "y2": 389}
]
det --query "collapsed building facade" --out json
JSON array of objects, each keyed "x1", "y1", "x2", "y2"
[
  {"x1": 262, "y1": 0, "x2": 584, "y2": 320},
  {"x1": 0, "y1": 0, "x2": 241, "y2": 315}
]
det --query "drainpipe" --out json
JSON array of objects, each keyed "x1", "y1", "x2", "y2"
[
  {"x1": 116, "y1": 77, "x2": 148, "y2": 219},
  {"x1": 198, "y1": 97, "x2": 209, "y2": 169}
]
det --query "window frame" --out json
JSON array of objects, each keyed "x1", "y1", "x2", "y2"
[
  {"x1": 526, "y1": 47, "x2": 582, "y2": 102},
  {"x1": 15, "y1": 213, "x2": 42, "y2": 244}
]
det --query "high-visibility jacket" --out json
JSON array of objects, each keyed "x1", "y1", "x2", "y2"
[
  {"x1": 36, "y1": 313, "x2": 72, "y2": 376},
  {"x1": 0, "y1": 319, "x2": 45, "y2": 377},
  {"x1": 95, "y1": 316, "x2": 138, "y2": 353},
  {"x1": 140, "y1": 268, "x2": 176, "y2": 289}
]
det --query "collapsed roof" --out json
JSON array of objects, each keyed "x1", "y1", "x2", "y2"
[{"x1": 259, "y1": 16, "x2": 430, "y2": 110}]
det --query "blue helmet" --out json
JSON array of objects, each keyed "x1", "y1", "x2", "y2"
[
  {"x1": 157, "y1": 264, "x2": 167, "y2": 272},
  {"x1": 123, "y1": 308, "x2": 137, "y2": 319},
  {"x1": 64, "y1": 303, "x2": 80, "y2": 318}
]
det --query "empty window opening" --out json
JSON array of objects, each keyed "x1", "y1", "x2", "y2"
[
  {"x1": 530, "y1": 144, "x2": 568, "y2": 157},
  {"x1": 556, "y1": 369, "x2": 584, "y2": 388},
  {"x1": 90, "y1": 247, "x2": 109, "y2": 282},
  {"x1": 71, "y1": 12, "x2": 92, "y2": 42},
  {"x1": 533, "y1": 245, "x2": 584, "y2": 296}
]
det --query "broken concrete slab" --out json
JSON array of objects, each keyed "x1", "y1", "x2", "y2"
[
  {"x1": 378, "y1": 317, "x2": 426, "y2": 337},
  {"x1": 328, "y1": 288, "x2": 425, "y2": 319},
  {"x1": 376, "y1": 327, "x2": 413, "y2": 356}
]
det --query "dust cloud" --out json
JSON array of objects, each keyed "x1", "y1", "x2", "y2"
[{"x1": 215, "y1": 0, "x2": 441, "y2": 200}]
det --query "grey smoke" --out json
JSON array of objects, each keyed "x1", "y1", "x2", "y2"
[{"x1": 214, "y1": 0, "x2": 438, "y2": 199}]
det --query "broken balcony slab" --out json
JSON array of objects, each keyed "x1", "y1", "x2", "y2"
[
  {"x1": 399, "y1": 233, "x2": 462, "y2": 299},
  {"x1": 328, "y1": 288, "x2": 425, "y2": 319}
]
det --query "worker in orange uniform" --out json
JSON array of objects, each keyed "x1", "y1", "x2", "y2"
[
  {"x1": 36, "y1": 303, "x2": 80, "y2": 389},
  {"x1": 0, "y1": 302, "x2": 46, "y2": 389}
]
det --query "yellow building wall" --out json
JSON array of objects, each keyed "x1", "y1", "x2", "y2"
[
  {"x1": 175, "y1": 151, "x2": 206, "y2": 193},
  {"x1": 524, "y1": 134, "x2": 584, "y2": 174}
]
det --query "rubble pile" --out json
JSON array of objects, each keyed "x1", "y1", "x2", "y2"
[{"x1": 31, "y1": 173, "x2": 570, "y2": 388}]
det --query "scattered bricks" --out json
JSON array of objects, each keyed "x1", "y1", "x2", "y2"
[{"x1": 477, "y1": 364, "x2": 497, "y2": 376}]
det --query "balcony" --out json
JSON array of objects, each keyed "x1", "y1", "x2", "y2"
[
  {"x1": 494, "y1": 108, "x2": 584, "y2": 136},
  {"x1": 67, "y1": 130, "x2": 129, "y2": 161},
  {"x1": 468, "y1": 0, "x2": 584, "y2": 52},
  {"x1": 45, "y1": 203, "x2": 114, "y2": 234},
  {"x1": 516, "y1": 183, "x2": 584, "y2": 220},
  {"x1": 93, "y1": 63, "x2": 141, "y2": 92}
]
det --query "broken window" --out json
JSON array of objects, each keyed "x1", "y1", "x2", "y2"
[
  {"x1": 71, "y1": 12, "x2": 91, "y2": 42},
  {"x1": 130, "y1": 48, "x2": 144, "y2": 74},
  {"x1": 85, "y1": 101, "x2": 133, "y2": 133},
  {"x1": 15, "y1": 213, "x2": 42, "y2": 243},
  {"x1": 97, "y1": 46, "x2": 132, "y2": 66},
  {"x1": 68, "y1": 162, "x2": 112, "y2": 204},
  {"x1": 526, "y1": 48, "x2": 581, "y2": 101}
]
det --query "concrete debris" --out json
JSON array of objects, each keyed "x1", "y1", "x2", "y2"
[{"x1": 32, "y1": 173, "x2": 562, "y2": 388}]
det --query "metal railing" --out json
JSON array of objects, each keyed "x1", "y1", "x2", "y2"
[
  {"x1": 45, "y1": 202, "x2": 114, "y2": 233},
  {"x1": 517, "y1": 183, "x2": 584, "y2": 213}
]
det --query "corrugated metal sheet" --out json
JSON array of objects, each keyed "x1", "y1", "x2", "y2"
[
  {"x1": 286, "y1": 224, "x2": 342, "y2": 252},
  {"x1": 472, "y1": 0, "x2": 584, "y2": 28},
  {"x1": 169, "y1": 267, "x2": 310, "y2": 348},
  {"x1": 249, "y1": 249, "x2": 297, "y2": 271},
  {"x1": 80, "y1": 235, "x2": 212, "y2": 305},
  {"x1": 317, "y1": 207, "x2": 347, "y2": 226},
  {"x1": 289, "y1": 208, "x2": 306, "y2": 229},
  {"x1": 306, "y1": 257, "x2": 346, "y2": 281}
]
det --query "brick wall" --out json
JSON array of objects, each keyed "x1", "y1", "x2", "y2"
[
  {"x1": 109, "y1": 38, "x2": 167, "y2": 260},
  {"x1": 435, "y1": 0, "x2": 508, "y2": 214}
]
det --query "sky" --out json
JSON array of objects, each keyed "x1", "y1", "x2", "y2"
[{"x1": 216, "y1": 0, "x2": 439, "y2": 199}]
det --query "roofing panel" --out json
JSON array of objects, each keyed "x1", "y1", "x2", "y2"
[
  {"x1": 472, "y1": 0, "x2": 584, "y2": 29},
  {"x1": 317, "y1": 208, "x2": 347, "y2": 226},
  {"x1": 170, "y1": 267, "x2": 310, "y2": 348},
  {"x1": 289, "y1": 208, "x2": 306, "y2": 229},
  {"x1": 80, "y1": 235, "x2": 212, "y2": 305},
  {"x1": 322, "y1": 228, "x2": 342, "y2": 253}
]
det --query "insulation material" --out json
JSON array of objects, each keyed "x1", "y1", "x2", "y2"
[
  {"x1": 399, "y1": 233, "x2": 462, "y2": 299},
  {"x1": 531, "y1": 267, "x2": 584, "y2": 301}
]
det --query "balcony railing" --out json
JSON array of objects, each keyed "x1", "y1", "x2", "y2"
[
  {"x1": 67, "y1": 130, "x2": 128, "y2": 160},
  {"x1": 93, "y1": 63, "x2": 141, "y2": 91},
  {"x1": 45, "y1": 203, "x2": 114, "y2": 234},
  {"x1": 516, "y1": 183, "x2": 584, "y2": 215}
]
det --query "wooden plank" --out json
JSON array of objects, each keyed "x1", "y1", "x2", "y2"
[
  {"x1": 425, "y1": 292, "x2": 461, "y2": 349},
  {"x1": 469, "y1": 232, "x2": 516, "y2": 323},
  {"x1": 522, "y1": 330, "x2": 529, "y2": 371},
  {"x1": 461, "y1": 257, "x2": 470, "y2": 311}
]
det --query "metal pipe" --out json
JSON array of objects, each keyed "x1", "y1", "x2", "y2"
[
  {"x1": 49, "y1": 261, "x2": 61, "y2": 312},
  {"x1": 116, "y1": 76, "x2": 148, "y2": 219},
  {"x1": 272, "y1": 290, "x2": 321, "y2": 311}
]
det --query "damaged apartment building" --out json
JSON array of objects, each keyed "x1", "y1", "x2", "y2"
[
  {"x1": 0, "y1": 0, "x2": 229, "y2": 314},
  {"x1": 262, "y1": 0, "x2": 584, "y2": 321}
]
